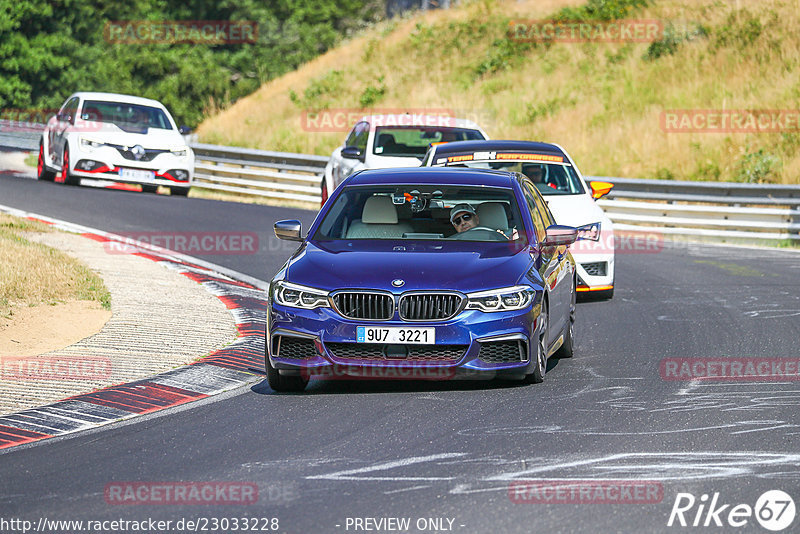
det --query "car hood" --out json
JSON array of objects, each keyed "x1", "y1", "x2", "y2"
[
  {"x1": 78, "y1": 125, "x2": 187, "y2": 148},
  {"x1": 284, "y1": 240, "x2": 533, "y2": 294},
  {"x1": 542, "y1": 193, "x2": 613, "y2": 228}
]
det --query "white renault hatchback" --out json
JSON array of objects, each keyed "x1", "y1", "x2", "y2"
[
  {"x1": 322, "y1": 114, "x2": 488, "y2": 205},
  {"x1": 424, "y1": 140, "x2": 616, "y2": 299},
  {"x1": 38, "y1": 92, "x2": 194, "y2": 195}
]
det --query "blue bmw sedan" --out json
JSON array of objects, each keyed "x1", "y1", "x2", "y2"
[{"x1": 267, "y1": 167, "x2": 577, "y2": 392}]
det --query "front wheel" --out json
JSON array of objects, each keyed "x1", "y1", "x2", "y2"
[
  {"x1": 524, "y1": 299, "x2": 548, "y2": 384},
  {"x1": 58, "y1": 146, "x2": 80, "y2": 186},
  {"x1": 555, "y1": 280, "x2": 576, "y2": 359},
  {"x1": 170, "y1": 186, "x2": 190, "y2": 197},
  {"x1": 37, "y1": 142, "x2": 55, "y2": 181},
  {"x1": 265, "y1": 355, "x2": 308, "y2": 393},
  {"x1": 596, "y1": 286, "x2": 614, "y2": 300}
]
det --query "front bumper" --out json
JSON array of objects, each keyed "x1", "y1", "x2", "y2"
[
  {"x1": 70, "y1": 144, "x2": 193, "y2": 188},
  {"x1": 570, "y1": 237, "x2": 615, "y2": 291},
  {"x1": 267, "y1": 302, "x2": 541, "y2": 380}
]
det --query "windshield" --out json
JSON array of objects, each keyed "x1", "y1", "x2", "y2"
[
  {"x1": 373, "y1": 127, "x2": 485, "y2": 158},
  {"x1": 442, "y1": 160, "x2": 585, "y2": 195},
  {"x1": 80, "y1": 100, "x2": 174, "y2": 133},
  {"x1": 314, "y1": 184, "x2": 526, "y2": 243}
]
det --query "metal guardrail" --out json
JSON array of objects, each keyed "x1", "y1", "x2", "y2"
[
  {"x1": 0, "y1": 131, "x2": 797, "y2": 243},
  {"x1": 190, "y1": 143, "x2": 327, "y2": 203},
  {"x1": 595, "y1": 176, "x2": 800, "y2": 242},
  {"x1": 188, "y1": 144, "x2": 800, "y2": 242},
  {"x1": 0, "y1": 129, "x2": 41, "y2": 151}
]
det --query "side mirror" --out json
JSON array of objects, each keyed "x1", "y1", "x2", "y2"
[
  {"x1": 543, "y1": 224, "x2": 577, "y2": 247},
  {"x1": 341, "y1": 146, "x2": 364, "y2": 161},
  {"x1": 589, "y1": 180, "x2": 614, "y2": 200},
  {"x1": 178, "y1": 125, "x2": 192, "y2": 135},
  {"x1": 274, "y1": 220, "x2": 304, "y2": 241},
  {"x1": 57, "y1": 113, "x2": 72, "y2": 124}
]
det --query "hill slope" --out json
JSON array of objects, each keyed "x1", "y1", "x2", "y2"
[{"x1": 197, "y1": 0, "x2": 800, "y2": 184}]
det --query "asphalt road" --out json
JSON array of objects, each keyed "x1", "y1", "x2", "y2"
[{"x1": 2, "y1": 173, "x2": 800, "y2": 533}]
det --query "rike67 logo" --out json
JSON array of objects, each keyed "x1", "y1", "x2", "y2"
[{"x1": 668, "y1": 490, "x2": 796, "y2": 531}]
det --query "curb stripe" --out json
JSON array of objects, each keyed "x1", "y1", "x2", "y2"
[
  {"x1": 0, "y1": 212, "x2": 269, "y2": 452},
  {"x1": 0, "y1": 425, "x2": 51, "y2": 449}
]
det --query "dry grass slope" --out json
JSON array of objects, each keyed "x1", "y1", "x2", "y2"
[
  {"x1": 197, "y1": 0, "x2": 800, "y2": 184},
  {"x1": 0, "y1": 214, "x2": 111, "y2": 319}
]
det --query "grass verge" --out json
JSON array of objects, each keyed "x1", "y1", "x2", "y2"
[{"x1": 0, "y1": 214, "x2": 111, "y2": 319}]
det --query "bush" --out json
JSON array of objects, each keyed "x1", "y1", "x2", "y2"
[
  {"x1": 0, "y1": 0, "x2": 384, "y2": 128},
  {"x1": 359, "y1": 76, "x2": 386, "y2": 108},
  {"x1": 735, "y1": 149, "x2": 781, "y2": 183},
  {"x1": 556, "y1": 0, "x2": 651, "y2": 22}
]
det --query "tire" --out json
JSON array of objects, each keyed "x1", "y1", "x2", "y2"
[
  {"x1": 58, "y1": 146, "x2": 80, "y2": 186},
  {"x1": 265, "y1": 351, "x2": 309, "y2": 393},
  {"x1": 596, "y1": 286, "x2": 614, "y2": 300},
  {"x1": 37, "y1": 142, "x2": 55, "y2": 181},
  {"x1": 524, "y1": 299, "x2": 548, "y2": 384},
  {"x1": 555, "y1": 279, "x2": 576, "y2": 359},
  {"x1": 320, "y1": 179, "x2": 329, "y2": 207},
  {"x1": 170, "y1": 186, "x2": 190, "y2": 196}
]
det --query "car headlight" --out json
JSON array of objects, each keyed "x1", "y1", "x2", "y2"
[
  {"x1": 273, "y1": 281, "x2": 330, "y2": 309},
  {"x1": 576, "y1": 222, "x2": 601, "y2": 241},
  {"x1": 466, "y1": 285, "x2": 536, "y2": 312},
  {"x1": 170, "y1": 147, "x2": 188, "y2": 157},
  {"x1": 80, "y1": 137, "x2": 104, "y2": 149}
]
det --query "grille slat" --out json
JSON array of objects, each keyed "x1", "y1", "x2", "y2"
[
  {"x1": 581, "y1": 261, "x2": 608, "y2": 277},
  {"x1": 478, "y1": 340, "x2": 525, "y2": 363},
  {"x1": 326, "y1": 343, "x2": 467, "y2": 362},
  {"x1": 275, "y1": 336, "x2": 316, "y2": 359},
  {"x1": 333, "y1": 292, "x2": 394, "y2": 320},
  {"x1": 399, "y1": 293, "x2": 463, "y2": 321}
]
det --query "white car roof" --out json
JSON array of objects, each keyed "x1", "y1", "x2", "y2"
[
  {"x1": 359, "y1": 114, "x2": 483, "y2": 130},
  {"x1": 67, "y1": 92, "x2": 167, "y2": 109}
]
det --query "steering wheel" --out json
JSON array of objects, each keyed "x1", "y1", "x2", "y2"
[{"x1": 449, "y1": 227, "x2": 507, "y2": 241}]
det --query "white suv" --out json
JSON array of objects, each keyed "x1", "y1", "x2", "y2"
[
  {"x1": 38, "y1": 92, "x2": 194, "y2": 195},
  {"x1": 322, "y1": 114, "x2": 488, "y2": 205}
]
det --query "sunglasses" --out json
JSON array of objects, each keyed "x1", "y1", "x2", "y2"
[{"x1": 452, "y1": 213, "x2": 473, "y2": 225}]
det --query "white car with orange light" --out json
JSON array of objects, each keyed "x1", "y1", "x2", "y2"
[{"x1": 424, "y1": 140, "x2": 616, "y2": 299}]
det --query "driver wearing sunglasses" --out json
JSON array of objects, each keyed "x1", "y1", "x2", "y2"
[{"x1": 450, "y1": 203, "x2": 479, "y2": 233}]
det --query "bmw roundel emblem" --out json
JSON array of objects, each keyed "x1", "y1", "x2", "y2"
[{"x1": 392, "y1": 279, "x2": 405, "y2": 287}]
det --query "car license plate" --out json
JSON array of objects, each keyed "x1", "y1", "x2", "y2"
[
  {"x1": 356, "y1": 326, "x2": 435, "y2": 344},
  {"x1": 119, "y1": 168, "x2": 155, "y2": 182}
]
